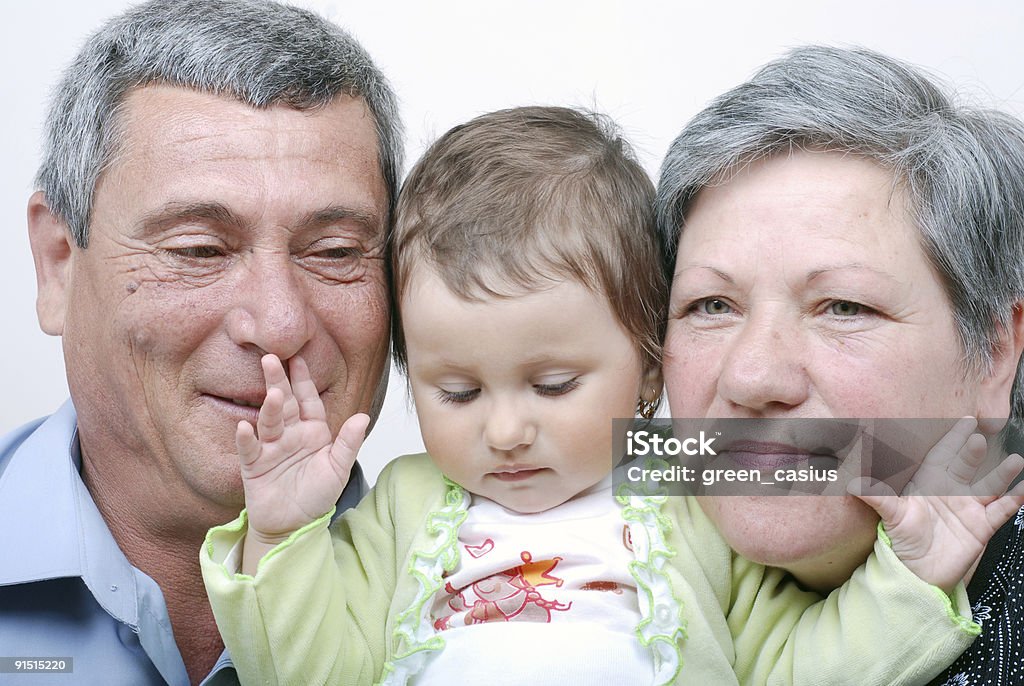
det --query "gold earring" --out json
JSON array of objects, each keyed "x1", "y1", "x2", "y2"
[{"x1": 637, "y1": 397, "x2": 657, "y2": 420}]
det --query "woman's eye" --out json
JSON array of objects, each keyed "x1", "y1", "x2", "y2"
[
  {"x1": 828, "y1": 301, "x2": 862, "y2": 316},
  {"x1": 693, "y1": 298, "x2": 732, "y2": 315},
  {"x1": 436, "y1": 388, "x2": 480, "y2": 405},
  {"x1": 534, "y1": 378, "x2": 580, "y2": 397}
]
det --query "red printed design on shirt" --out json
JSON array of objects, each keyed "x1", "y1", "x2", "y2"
[
  {"x1": 464, "y1": 539, "x2": 495, "y2": 558},
  {"x1": 433, "y1": 551, "x2": 572, "y2": 630}
]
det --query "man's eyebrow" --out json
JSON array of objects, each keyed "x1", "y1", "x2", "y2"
[
  {"x1": 295, "y1": 205, "x2": 383, "y2": 236},
  {"x1": 135, "y1": 201, "x2": 245, "y2": 235}
]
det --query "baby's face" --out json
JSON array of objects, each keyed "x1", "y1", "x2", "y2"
[{"x1": 401, "y1": 267, "x2": 650, "y2": 513}]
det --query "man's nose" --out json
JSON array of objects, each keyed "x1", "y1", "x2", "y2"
[
  {"x1": 484, "y1": 396, "x2": 537, "y2": 453},
  {"x1": 226, "y1": 253, "x2": 315, "y2": 360},
  {"x1": 716, "y1": 310, "x2": 808, "y2": 413}
]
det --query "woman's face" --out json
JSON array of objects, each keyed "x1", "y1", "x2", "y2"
[{"x1": 663, "y1": 151, "x2": 1014, "y2": 589}]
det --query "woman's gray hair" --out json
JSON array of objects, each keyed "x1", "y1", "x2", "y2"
[
  {"x1": 655, "y1": 45, "x2": 1024, "y2": 432},
  {"x1": 36, "y1": 0, "x2": 403, "y2": 247}
]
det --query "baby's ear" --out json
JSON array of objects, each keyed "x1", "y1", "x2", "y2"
[
  {"x1": 976, "y1": 303, "x2": 1024, "y2": 432},
  {"x1": 27, "y1": 191, "x2": 74, "y2": 336}
]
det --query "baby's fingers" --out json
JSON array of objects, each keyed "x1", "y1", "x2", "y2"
[
  {"x1": 946, "y1": 432, "x2": 988, "y2": 485},
  {"x1": 922, "y1": 417, "x2": 978, "y2": 471},
  {"x1": 261, "y1": 354, "x2": 300, "y2": 426},
  {"x1": 236, "y1": 420, "x2": 259, "y2": 467},
  {"x1": 288, "y1": 356, "x2": 326, "y2": 423},
  {"x1": 971, "y1": 453, "x2": 1024, "y2": 500},
  {"x1": 328, "y1": 413, "x2": 371, "y2": 483},
  {"x1": 985, "y1": 478, "x2": 1024, "y2": 532},
  {"x1": 256, "y1": 387, "x2": 286, "y2": 443}
]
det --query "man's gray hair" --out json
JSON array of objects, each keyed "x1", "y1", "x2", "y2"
[
  {"x1": 655, "y1": 45, "x2": 1024, "y2": 432},
  {"x1": 36, "y1": 0, "x2": 403, "y2": 247}
]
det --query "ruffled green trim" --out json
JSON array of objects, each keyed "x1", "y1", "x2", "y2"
[
  {"x1": 378, "y1": 478, "x2": 468, "y2": 685},
  {"x1": 258, "y1": 508, "x2": 336, "y2": 571},
  {"x1": 203, "y1": 507, "x2": 335, "y2": 581},
  {"x1": 204, "y1": 510, "x2": 251, "y2": 580},
  {"x1": 933, "y1": 586, "x2": 982, "y2": 636},
  {"x1": 617, "y1": 479, "x2": 686, "y2": 686},
  {"x1": 876, "y1": 520, "x2": 892, "y2": 548}
]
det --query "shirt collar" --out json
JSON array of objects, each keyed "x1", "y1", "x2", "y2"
[
  {"x1": 0, "y1": 400, "x2": 203, "y2": 684},
  {"x1": 0, "y1": 401, "x2": 239, "y2": 685},
  {"x1": 0, "y1": 400, "x2": 145, "y2": 625},
  {"x1": 0, "y1": 400, "x2": 91, "y2": 587}
]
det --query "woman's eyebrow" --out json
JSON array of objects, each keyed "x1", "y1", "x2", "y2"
[
  {"x1": 805, "y1": 263, "x2": 900, "y2": 284},
  {"x1": 673, "y1": 264, "x2": 735, "y2": 284}
]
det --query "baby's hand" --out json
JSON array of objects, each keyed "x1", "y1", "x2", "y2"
[
  {"x1": 237, "y1": 354, "x2": 369, "y2": 574},
  {"x1": 851, "y1": 417, "x2": 1024, "y2": 592}
]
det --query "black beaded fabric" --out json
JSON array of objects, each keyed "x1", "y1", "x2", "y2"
[{"x1": 930, "y1": 506, "x2": 1024, "y2": 686}]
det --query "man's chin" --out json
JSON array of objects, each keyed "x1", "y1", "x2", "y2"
[{"x1": 166, "y1": 433, "x2": 249, "y2": 517}]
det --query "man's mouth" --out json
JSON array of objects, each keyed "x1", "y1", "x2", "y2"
[
  {"x1": 228, "y1": 398, "x2": 262, "y2": 408},
  {"x1": 203, "y1": 393, "x2": 265, "y2": 419}
]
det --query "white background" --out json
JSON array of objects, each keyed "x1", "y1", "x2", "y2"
[{"x1": 3, "y1": 0, "x2": 1024, "y2": 483}]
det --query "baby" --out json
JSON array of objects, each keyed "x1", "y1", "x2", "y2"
[{"x1": 201, "y1": 107, "x2": 1024, "y2": 685}]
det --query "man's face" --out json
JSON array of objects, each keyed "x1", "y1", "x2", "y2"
[
  {"x1": 663, "y1": 151, "x2": 1016, "y2": 587},
  {"x1": 50, "y1": 85, "x2": 389, "y2": 517}
]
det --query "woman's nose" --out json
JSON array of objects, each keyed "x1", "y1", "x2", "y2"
[{"x1": 716, "y1": 310, "x2": 809, "y2": 413}]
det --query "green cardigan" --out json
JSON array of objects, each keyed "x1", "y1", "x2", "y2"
[{"x1": 202, "y1": 454, "x2": 979, "y2": 686}]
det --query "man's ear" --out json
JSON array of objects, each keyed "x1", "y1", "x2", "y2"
[
  {"x1": 976, "y1": 303, "x2": 1024, "y2": 431},
  {"x1": 27, "y1": 191, "x2": 73, "y2": 336}
]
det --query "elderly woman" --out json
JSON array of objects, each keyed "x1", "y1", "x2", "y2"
[{"x1": 656, "y1": 46, "x2": 1024, "y2": 686}]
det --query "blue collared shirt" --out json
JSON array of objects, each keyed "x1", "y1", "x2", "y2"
[{"x1": 0, "y1": 400, "x2": 366, "y2": 685}]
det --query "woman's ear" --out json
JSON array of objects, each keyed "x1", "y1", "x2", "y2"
[
  {"x1": 641, "y1": 365, "x2": 664, "y2": 404},
  {"x1": 976, "y1": 304, "x2": 1024, "y2": 433},
  {"x1": 27, "y1": 191, "x2": 73, "y2": 336}
]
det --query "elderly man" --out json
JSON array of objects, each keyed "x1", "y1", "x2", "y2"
[
  {"x1": 0, "y1": 1, "x2": 401, "y2": 683},
  {"x1": 657, "y1": 46, "x2": 1024, "y2": 685}
]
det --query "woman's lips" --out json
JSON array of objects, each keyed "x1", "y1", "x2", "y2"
[{"x1": 719, "y1": 442, "x2": 828, "y2": 470}]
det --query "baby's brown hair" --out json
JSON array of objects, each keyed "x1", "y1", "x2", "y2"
[{"x1": 391, "y1": 106, "x2": 667, "y2": 379}]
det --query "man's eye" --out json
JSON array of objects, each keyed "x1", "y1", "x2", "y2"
[
  {"x1": 534, "y1": 378, "x2": 580, "y2": 397},
  {"x1": 436, "y1": 388, "x2": 480, "y2": 405},
  {"x1": 828, "y1": 300, "x2": 862, "y2": 316},
  {"x1": 301, "y1": 244, "x2": 367, "y2": 282},
  {"x1": 692, "y1": 298, "x2": 732, "y2": 315},
  {"x1": 314, "y1": 247, "x2": 359, "y2": 260},
  {"x1": 168, "y1": 245, "x2": 225, "y2": 259}
]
